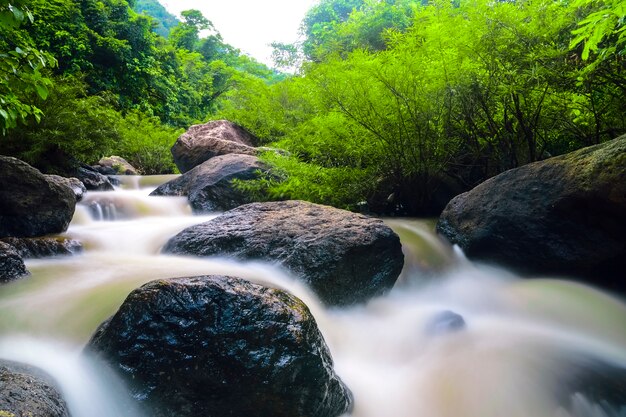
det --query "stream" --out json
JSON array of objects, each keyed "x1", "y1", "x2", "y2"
[{"x1": 1, "y1": 175, "x2": 625, "y2": 417}]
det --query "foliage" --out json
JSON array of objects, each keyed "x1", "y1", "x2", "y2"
[
  {"x1": 232, "y1": 152, "x2": 371, "y2": 210},
  {"x1": 116, "y1": 110, "x2": 182, "y2": 174},
  {"x1": 220, "y1": 0, "x2": 626, "y2": 214},
  {"x1": 0, "y1": 0, "x2": 56, "y2": 133},
  {"x1": 0, "y1": 0, "x2": 281, "y2": 173},
  {"x1": 133, "y1": 0, "x2": 179, "y2": 38}
]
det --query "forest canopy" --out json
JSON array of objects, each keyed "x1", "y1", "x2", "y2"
[{"x1": 0, "y1": 0, "x2": 624, "y2": 214}]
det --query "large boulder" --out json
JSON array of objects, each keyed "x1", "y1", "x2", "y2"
[
  {"x1": 162, "y1": 201, "x2": 404, "y2": 306},
  {"x1": 150, "y1": 154, "x2": 269, "y2": 212},
  {"x1": 0, "y1": 156, "x2": 76, "y2": 238},
  {"x1": 437, "y1": 136, "x2": 626, "y2": 289},
  {"x1": 86, "y1": 275, "x2": 353, "y2": 417},
  {"x1": 0, "y1": 241, "x2": 29, "y2": 283},
  {"x1": 171, "y1": 120, "x2": 259, "y2": 173},
  {"x1": 0, "y1": 360, "x2": 70, "y2": 417},
  {"x1": 1, "y1": 237, "x2": 82, "y2": 258}
]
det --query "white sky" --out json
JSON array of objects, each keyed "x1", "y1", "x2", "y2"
[{"x1": 158, "y1": 0, "x2": 319, "y2": 67}]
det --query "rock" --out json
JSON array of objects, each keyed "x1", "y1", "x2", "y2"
[
  {"x1": 1, "y1": 237, "x2": 82, "y2": 258},
  {"x1": 0, "y1": 156, "x2": 76, "y2": 238},
  {"x1": 46, "y1": 175, "x2": 87, "y2": 202},
  {"x1": 150, "y1": 154, "x2": 270, "y2": 212},
  {"x1": 91, "y1": 164, "x2": 117, "y2": 176},
  {"x1": 171, "y1": 120, "x2": 259, "y2": 173},
  {"x1": 425, "y1": 310, "x2": 466, "y2": 335},
  {"x1": 86, "y1": 275, "x2": 353, "y2": 417},
  {"x1": 74, "y1": 166, "x2": 114, "y2": 191},
  {"x1": 556, "y1": 354, "x2": 626, "y2": 415},
  {"x1": 97, "y1": 156, "x2": 139, "y2": 175},
  {"x1": 162, "y1": 201, "x2": 404, "y2": 306},
  {"x1": 0, "y1": 241, "x2": 29, "y2": 283},
  {"x1": 0, "y1": 360, "x2": 70, "y2": 417},
  {"x1": 437, "y1": 136, "x2": 626, "y2": 289}
]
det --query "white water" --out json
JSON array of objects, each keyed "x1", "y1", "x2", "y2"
[{"x1": 1, "y1": 176, "x2": 625, "y2": 417}]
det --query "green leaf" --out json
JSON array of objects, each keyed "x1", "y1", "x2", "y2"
[{"x1": 35, "y1": 84, "x2": 49, "y2": 100}]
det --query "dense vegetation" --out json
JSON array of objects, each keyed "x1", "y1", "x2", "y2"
[
  {"x1": 221, "y1": 0, "x2": 626, "y2": 214},
  {"x1": 1, "y1": 0, "x2": 624, "y2": 214},
  {"x1": 0, "y1": 0, "x2": 281, "y2": 174}
]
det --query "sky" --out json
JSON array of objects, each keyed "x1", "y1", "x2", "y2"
[{"x1": 158, "y1": 0, "x2": 319, "y2": 67}]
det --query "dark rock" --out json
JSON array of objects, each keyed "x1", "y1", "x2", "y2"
[
  {"x1": 91, "y1": 164, "x2": 117, "y2": 176},
  {"x1": 425, "y1": 310, "x2": 466, "y2": 335},
  {"x1": 86, "y1": 275, "x2": 353, "y2": 417},
  {"x1": 171, "y1": 120, "x2": 259, "y2": 173},
  {"x1": 97, "y1": 156, "x2": 139, "y2": 175},
  {"x1": 556, "y1": 354, "x2": 626, "y2": 415},
  {"x1": 150, "y1": 154, "x2": 270, "y2": 212},
  {"x1": 0, "y1": 241, "x2": 29, "y2": 283},
  {"x1": 162, "y1": 201, "x2": 404, "y2": 306},
  {"x1": 0, "y1": 156, "x2": 76, "y2": 238},
  {"x1": 46, "y1": 175, "x2": 87, "y2": 202},
  {"x1": 1, "y1": 237, "x2": 82, "y2": 258},
  {"x1": 0, "y1": 360, "x2": 70, "y2": 417},
  {"x1": 74, "y1": 166, "x2": 114, "y2": 191},
  {"x1": 437, "y1": 137, "x2": 626, "y2": 290}
]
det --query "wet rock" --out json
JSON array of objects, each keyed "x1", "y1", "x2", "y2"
[
  {"x1": 46, "y1": 175, "x2": 86, "y2": 202},
  {"x1": 150, "y1": 154, "x2": 270, "y2": 212},
  {"x1": 0, "y1": 360, "x2": 70, "y2": 417},
  {"x1": 0, "y1": 156, "x2": 76, "y2": 238},
  {"x1": 0, "y1": 241, "x2": 29, "y2": 283},
  {"x1": 437, "y1": 136, "x2": 626, "y2": 291},
  {"x1": 556, "y1": 355, "x2": 626, "y2": 416},
  {"x1": 96, "y1": 156, "x2": 139, "y2": 175},
  {"x1": 86, "y1": 275, "x2": 353, "y2": 417},
  {"x1": 425, "y1": 310, "x2": 466, "y2": 335},
  {"x1": 1, "y1": 237, "x2": 82, "y2": 258},
  {"x1": 171, "y1": 120, "x2": 259, "y2": 173},
  {"x1": 74, "y1": 166, "x2": 114, "y2": 191},
  {"x1": 162, "y1": 201, "x2": 404, "y2": 306}
]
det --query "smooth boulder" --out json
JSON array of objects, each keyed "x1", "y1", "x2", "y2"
[
  {"x1": 437, "y1": 136, "x2": 626, "y2": 289},
  {"x1": 150, "y1": 154, "x2": 269, "y2": 212},
  {"x1": 162, "y1": 201, "x2": 404, "y2": 306},
  {"x1": 0, "y1": 156, "x2": 76, "y2": 238},
  {"x1": 0, "y1": 241, "x2": 29, "y2": 283},
  {"x1": 0, "y1": 360, "x2": 70, "y2": 417},
  {"x1": 86, "y1": 275, "x2": 353, "y2": 417},
  {"x1": 45, "y1": 175, "x2": 86, "y2": 202},
  {"x1": 171, "y1": 120, "x2": 258, "y2": 173}
]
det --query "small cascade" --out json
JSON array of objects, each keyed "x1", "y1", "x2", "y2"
[{"x1": 79, "y1": 190, "x2": 191, "y2": 221}]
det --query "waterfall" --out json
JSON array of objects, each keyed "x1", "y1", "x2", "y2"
[{"x1": 1, "y1": 176, "x2": 625, "y2": 417}]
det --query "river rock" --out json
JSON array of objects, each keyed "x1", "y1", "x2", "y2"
[
  {"x1": 437, "y1": 136, "x2": 626, "y2": 289},
  {"x1": 150, "y1": 154, "x2": 269, "y2": 212},
  {"x1": 74, "y1": 166, "x2": 114, "y2": 191},
  {"x1": 0, "y1": 241, "x2": 29, "y2": 283},
  {"x1": 96, "y1": 156, "x2": 139, "y2": 175},
  {"x1": 0, "y1": 360, "x2": 70, "y2": 417},
  {"x1": 162, "y1": 201, "x2": 404, "y2": 306},
  {"x1": 46, "y1": 175, "x2": 87, "y2": 202},
  {"x1": 0, "y1": 156, "x2": 76, "y2": 238},
  {"x1": 171, "y1": 120, "x2": 259, "y2": 173},
  {"x1": 1, "y1": 237, "x2": 82, "y2": 258},
  {"x1": 86, "y1": 275, "x2": 353, "y2": 417}
]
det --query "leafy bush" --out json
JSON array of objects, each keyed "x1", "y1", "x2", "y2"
[{"x1": 116, "y1": 110, "x2": 182, "y2": 174}]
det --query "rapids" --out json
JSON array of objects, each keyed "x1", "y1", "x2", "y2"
[{"x1": 0, "y1": 175, "x2": 625, "y2": 417}]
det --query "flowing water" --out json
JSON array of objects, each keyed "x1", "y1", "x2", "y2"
[{"x1": 1, "y1": 176, "x2": 625, "y2": 417}]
